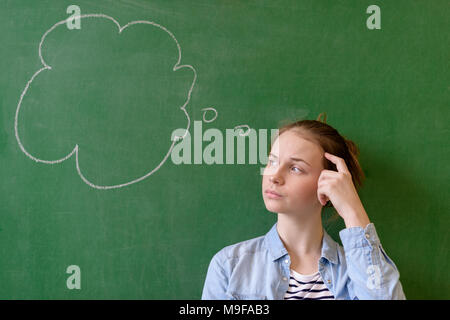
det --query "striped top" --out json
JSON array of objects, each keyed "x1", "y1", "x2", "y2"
[{"x1": 284, "y1": 269, "x2": 335, "y2": 300}]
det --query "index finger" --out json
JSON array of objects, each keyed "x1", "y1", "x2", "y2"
[{"x1": 324, "y1": 152, "x2": 350, "y2": 174}]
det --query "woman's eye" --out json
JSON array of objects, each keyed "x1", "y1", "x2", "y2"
[{"x1": 291, "y1": 167, "x2": 303, "y2": 173}]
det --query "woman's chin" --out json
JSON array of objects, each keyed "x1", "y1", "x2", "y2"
[{"x1": 264, "y1": 202, "x2": 285, "y2": 213}]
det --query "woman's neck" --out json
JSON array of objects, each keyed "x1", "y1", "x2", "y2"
[{"x1": 276, "y1": 211, "x2": 324, "y2": 258}]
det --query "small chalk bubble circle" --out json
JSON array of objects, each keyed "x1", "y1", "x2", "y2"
[
  {"x1": 201, "y1": 107, "x2": 218, "y2": 123},
  {"x1": 234, "y1": 124, "x2": 251, "y2": 137}
]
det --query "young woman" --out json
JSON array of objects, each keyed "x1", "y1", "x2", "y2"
[{"x1": 202, "y1": 113, "x2": 406, "y2": 300}]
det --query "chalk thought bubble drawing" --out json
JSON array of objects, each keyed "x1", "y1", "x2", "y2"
[{"x1": 14, "y1": 14, "x2": 196, "y2": 190}]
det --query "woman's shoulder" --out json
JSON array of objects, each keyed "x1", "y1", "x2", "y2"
[{"x1": 212, "y1": 233, "x2": 267, "y2": 262}]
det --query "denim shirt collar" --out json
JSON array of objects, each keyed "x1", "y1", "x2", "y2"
[{"x1": 263, "y1": 222, "x2": 338, "y2": 265}]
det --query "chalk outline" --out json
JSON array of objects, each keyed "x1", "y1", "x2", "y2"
[
  {"x1": 233, "y1": 124, "x2": 251, "y2": 136},
  {"x1": 15, "y1": 14, "x2": 196, "y2": 190},
  {"x1": 201, "y1": 107, "x2": 218, "y2": 123}
]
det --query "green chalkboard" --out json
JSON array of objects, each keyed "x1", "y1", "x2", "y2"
[{"x1": 0, "y1": 0, "x2": 448, "y2": 299}]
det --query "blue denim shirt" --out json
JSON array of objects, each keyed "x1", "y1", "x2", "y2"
[{"x1": 202, "y1": 222, "x2": 406, "y2": 300}]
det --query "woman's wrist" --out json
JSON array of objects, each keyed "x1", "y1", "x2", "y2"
[{"x1": 341, "y1": 205, "x2": 371, "y2": 229}]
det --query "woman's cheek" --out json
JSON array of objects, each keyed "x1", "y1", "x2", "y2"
[{"x1": 297, "y1": 179, "x2": 319, "y2": 201}]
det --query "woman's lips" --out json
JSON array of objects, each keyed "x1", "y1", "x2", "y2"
[{"x1": 265, "y1": 189, "x2": 282, "y2": 199}]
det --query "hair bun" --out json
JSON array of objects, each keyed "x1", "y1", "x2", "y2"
[{"x1": 317, "y1": 112, "x2": 327, "y2": 124}]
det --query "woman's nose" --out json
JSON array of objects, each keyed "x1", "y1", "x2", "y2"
[{"x1": 269, "y1": 170, "x2": 284, "y2": 185}]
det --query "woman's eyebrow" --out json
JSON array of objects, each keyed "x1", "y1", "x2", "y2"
[
  {"x1": 290, "y1": 157, "x2": 311, "y2": 167},
  {"x1": 269, "y1": 153, "x2": 311, "y2": 167}
]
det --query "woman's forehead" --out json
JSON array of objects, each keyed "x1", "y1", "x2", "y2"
[{"x1": 271, "y1": 131, "x2": 323, "y2": 160}]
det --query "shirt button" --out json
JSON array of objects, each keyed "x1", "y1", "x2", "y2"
[
  {"x1": 365, "y1": 233, "x2": 370, "y2": 239},
  {"x1": 284, "y1": 259, "x2": 289, "y2": 264},
  {"x1": 282, "y1": 277, "x2": 288, "y2": 281}
]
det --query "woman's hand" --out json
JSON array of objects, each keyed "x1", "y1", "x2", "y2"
[{"x1": 317, "y1": 152, "x2": 371, "y2": 229}]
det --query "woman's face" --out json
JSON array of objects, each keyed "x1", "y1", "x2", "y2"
[{"x1": 262, "y1": 130, "x2": 325, "y2": 216}]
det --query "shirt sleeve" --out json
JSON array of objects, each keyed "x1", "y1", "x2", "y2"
[
  {"x1": 201, "y1": 250, "x2": 230, "y2": 300},
  {"x1": 339, "y1": 223, "x2": 406, "y2": 300}
]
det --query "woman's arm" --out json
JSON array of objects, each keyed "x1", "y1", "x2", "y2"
[
  {"x1": 201, "y1": 251, "x2": 230, "y2": 299},
  {"x1": 339, "y1": 223, "x2": 406, "y2": 300},
  {"x1": 318, "y1": 152, "x2": 406, "y2": 299}
]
